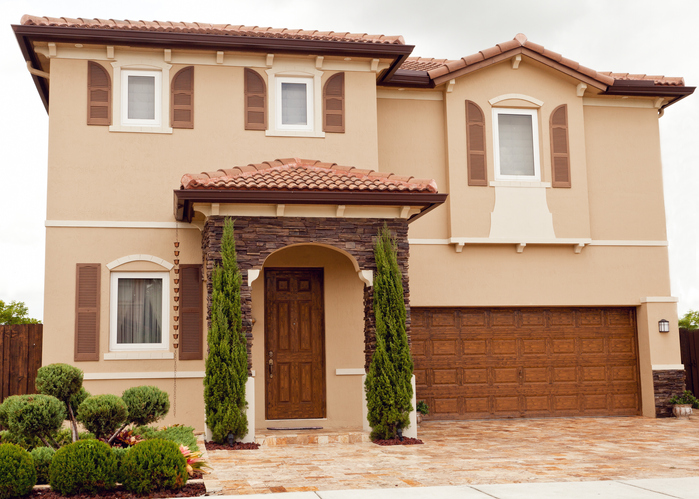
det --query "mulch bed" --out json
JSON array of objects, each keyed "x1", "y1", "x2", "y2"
[
  {"x1": 29, "y1": 483, "x2": 205, "y2": 499},
  {"x1": 204, "y1": 441, "x2": 260, "y2": 451},
  {"x1": 373, "y1": 437, "x2": 424, "y2": 445}
]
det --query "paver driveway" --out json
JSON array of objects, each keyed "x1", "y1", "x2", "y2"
[{"x1": 204, "y1": 417, "x2": 699, "y2": 495}]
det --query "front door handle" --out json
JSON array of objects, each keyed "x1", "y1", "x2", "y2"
[{"x1": 268, "y1": 358, "x2": 274, "y2": 378}]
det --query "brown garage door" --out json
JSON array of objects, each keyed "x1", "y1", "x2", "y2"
[{"x1": 411, "y1": 308, "x2": 640, "y2": 419}]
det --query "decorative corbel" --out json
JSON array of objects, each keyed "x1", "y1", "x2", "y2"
[
  {"x1": 315, "y1": 56, "x2": 324, "y2": 69},
  {"x1": 576, "y1": 82, "x2": 587, "y2": 97},
  {"x1": 216, "y1": 51, "x2": 224, "y2": 64},
  {"x1": 371, "y1": 59, "x2": 380, "y2": 72},
  {"x1": 446, "y1": 79, "x2": 456, "y2": 93},
  {"x1": 511, "y1": 54, "x2": 522, "y2": 69},
  {"x1": 516, "y1": 243, "x2": 526, "y2": 253},
  {"x1": 106, "y1": 46, "x2": 114, "y2": 60},
  {"x1": 48, "y1": 42, "x2": 56, "y2": 58},
  {"x1": 164, "y1": 49, "x2": 172, "y2": 63},
  {"x1": 266, "y1": 54, "x2": 274, "y2": 68}
]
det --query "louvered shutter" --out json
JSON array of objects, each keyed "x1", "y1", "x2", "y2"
[
  {"x1": 171, "y1": 66, "x2": 194, "y2": 129},
  {"x1": 244, "y1": 68, "x2": 267, "y2": 130},
  {"x1": 179, "y1": 264, "x2": 203, "y2": 360},
  {"x1": 550, "y1": 104, "x2": 571, "y2": 188},
  {"x1": 74, "y1": 264, "x2": 100, "y2": 361},
  {"x1": 87, "y1": 62, "x2": 111, "y2": 126},
  {"x1": 466, "y1": 101, "x2": 487, "y2": 186},
  {"x1": 323, "y1": 72, "x2": 345, "y2": 133}
]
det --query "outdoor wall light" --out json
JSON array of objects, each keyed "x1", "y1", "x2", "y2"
[{"x1": 658, "y1": 319, "x2": 670, "y2": 333}]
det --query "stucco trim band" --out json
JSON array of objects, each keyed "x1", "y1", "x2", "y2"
[
  {"x1": 640, "y1": 297, "x2": 679, "y2": 303},
  {"x1": 83, "y1": 371, "x2": 205, "y2": 380},
  {"x1": 652, "y1": 364, "x2": 685, "y2": 370},
  {"x1": 335, "y1": 368, "x2": 366, "y2": 375},
  {"x1": 106, "y1": 254, "x2": 174, "y2": 271},
  {"x1": 46, "y1": 220, "x2": 199, "y2": 229}
]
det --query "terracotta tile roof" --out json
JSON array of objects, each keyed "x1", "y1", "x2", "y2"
[
  {"x1": 181, "y1": 158, "x2": 438, "y2": 193},
  {"x1": 399, "y1": 34, "x2": 684, "y2": 87},
  {"x1": 20, "y1": 15, "x2": 405, "y2": 45}
]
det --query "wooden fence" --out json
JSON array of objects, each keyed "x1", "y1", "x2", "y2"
[
  {"x1": 680, "y1": 328, "x2": 699, "y2": 395},
  {"x1": 0, "y1": 324, "x2": 43, "y2": 403}
]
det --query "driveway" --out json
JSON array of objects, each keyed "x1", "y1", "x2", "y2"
[{"x1": 203, "y1": 416, "x2": 699, "y2": 495}]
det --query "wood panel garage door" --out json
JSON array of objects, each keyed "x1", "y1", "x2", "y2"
[{"x1": 411, "y1": 308, "x2": 640, "y2": 419}]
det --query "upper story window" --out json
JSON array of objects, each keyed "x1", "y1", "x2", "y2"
[
  {"x1": 121, "y1": 70, "x2": 162, "y2": 127},
  {"x1": 109, "y1": 271, "x2": 169, "y2": 351},
  {"x1": 276, "y1": 77, "x2": 314, "y2": 131},
  {"x1": 493, "y1": 108, "x2": 540, "y2": 181}
]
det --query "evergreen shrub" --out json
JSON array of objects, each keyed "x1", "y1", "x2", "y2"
[
  {"x1": 49, "y1": 440, "x2": 117, "y2": 496},
  {"x1": 30, "y1": 446, "x2": 55, "y2": 485},
  {"x1": 120, "y1": 439, "x2": 187, "y2": 494},
  {"x1": 122, "y1": 385, "x2": 170, "y2": 426},
  {"x1": 111, "y1": 447, "x2": 130, "y2": 483},
  {"x1": 6, "y1": 395, "x2": 65, "y2": 448},
  {"x1": 35, "y1": 364, "x2": 85, "y2": 442},
  {"x1": 0, "y1": 443, "x2": 36, "y2": 499},
  {"x1": 76, "y1": 394, "x2": 128, "y2": 440}
]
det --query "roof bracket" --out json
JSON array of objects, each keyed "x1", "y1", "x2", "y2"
[
  {"x1": 315, "y1": 56, "x2": 324, "y2": 69},
  {"x1": 216, "y1": 51, "x2": 224, "y2": 64},
  {"x1": 164, "y1": 49, "x2": 172, "y2": 63},
  {"x1": 516, "y1": 243, "x2": 526, "y2": 253},
  {"x1": 446, "y1": 79, "x2": 456, "y2": 93},
  {"x1": 266, "y1": 54, "x2": 274, "y2": 68},
  {"x1": 654, "y1": 97, "x2": 665, "y2": 109},
  {"x1": 106, "y1": 46, "x2": 114, "y2": 59},
  {"x1": 336, "y1": 205, "x2": 346, "y2": 217},
  {"x1": 399, "y1": 206, "x2": 411, "y2": 219},
  {"x1": 574, "y1": 243, "x2": 585, "y2": 254},
  {"x1": 211, "y1": 203, "x2": 220, "y2": 216},
  {"x1": 511, "y1": 54, "x2": 522, "y2": 69},
  {"x1": 454, "y1": 242, "x2": 465, "y2": 253},
  {"x1": 48, "y1": 42, "x2": 56, "y2": 58},
  {"x1": 577, "y1": 82, "x2": 587, "y2": 97},
  {"x1": 371, "y1": 59, "x2": 380, "y2": 72},
  {"x1": 276, "y1": 204, "x2": 285, "y2": 217}
]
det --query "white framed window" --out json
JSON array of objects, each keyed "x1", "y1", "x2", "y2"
[
  {"x1": 493, "y1": 108, "x2": 541, "y2": 181},
  {"x1": 275, "y1": 77, "x2": 314, "y2": 132},
  {"x1": 109, "y1": 272, "x2": 169, "y2": 351},
  {"x1": 120, "y1": 70, "x2": 162, "y2": 127}
]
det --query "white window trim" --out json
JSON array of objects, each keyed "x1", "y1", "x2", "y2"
[
  {"x1": 109, "y1": 271, "x2": 170, "y2": 352},
  {"x1": 492, "y1": 108, "x2": 541, "y2": 181},
  {"x1": 120, "y1": 70, "x2": 162, "y2": 127},
  {"x1": 110, "y1": 59, "x2": 173, "y2": 134},
  {"x1": 266, "y1": 62, "x2": 325, "y2": 138},
  {"x1": 275, "y1": 76, "x2": 314, "y2": 132}
]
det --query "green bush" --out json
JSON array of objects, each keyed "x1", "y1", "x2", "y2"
[
  {"x1": 36, "y1": 364, "x2": 85, "y2": 442},
  {"x1": 6, "y1": 395, "x2": 66, "y2": 448},
  {"x1": 111, "y1": 447, "x2": 130, "y2": 483},
  {"x1": 153, "y1": 425, "x2": 198, "y2": 452},
  {"x1": 0, "y1": 396, "x2": 20, "y2": 428},
  {"x1": 669, "y1": 390, "x2": 699, "y2": 409},
  {"x1": 76, "y1": 394, "x2": 128, "y2": 440},
  {"x1": 31, "y1": 446, "x2": 55, "y2": 485},
  {"x1": 68, "y1": 387, "x2": 90, "y2": 416},
  {"x1": 122, "y1": 386, "x2": 170, "y2": 426},
  {"x1": 0, "y1": 443, "x2": 36, "y2": 499},
  {"x1": 0, "y1": 429, "x2": 43, "y2": 451},
  {"x1": 121, "y1": 439, "x2": 187, "y2": 494},
  {"x1": 49, "y1": 440, "x2": 117, "y2": 496}
]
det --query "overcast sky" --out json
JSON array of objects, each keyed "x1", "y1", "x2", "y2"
[{"x1": 1, "y1": 0, "x2": 697, "y2": 321}]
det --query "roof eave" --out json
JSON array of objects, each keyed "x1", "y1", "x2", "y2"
[
  {"x1": 173, "y1": 189, "x2": 447, "y2": 223},
  {"x1": 378, "y1": 69, "x2": 435, "y2": 88},
  {"x1": 602, "y1": 83, "x2": 695, "y2": 109}
]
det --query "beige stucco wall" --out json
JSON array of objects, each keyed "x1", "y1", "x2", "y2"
[{"x1": 249, "y1": 244, "x2": 366, "y2": 430}]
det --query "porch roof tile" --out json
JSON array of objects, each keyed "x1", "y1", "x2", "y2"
[{"x1": 180, "y1": 158, "x2": 438, "y2": 193}]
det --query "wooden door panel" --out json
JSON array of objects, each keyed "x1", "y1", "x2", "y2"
[
  {"x1": 265, "y1": 269, "x2": 325, "y2": 420},
  {"x1": 411, "y1": 307, "x2": 640, "y2": 420}
]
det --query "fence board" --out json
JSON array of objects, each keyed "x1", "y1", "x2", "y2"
[
  {"x1": 680, "y1": 328, "x2": 699, "y2": 395},
  {"x1": 0, "y1": 324, "x2": 43, "y2": 402}
]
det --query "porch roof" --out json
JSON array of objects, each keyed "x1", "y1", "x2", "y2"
[{"x1": 174, "y1": 158, "x2": 447, "y2": 223}]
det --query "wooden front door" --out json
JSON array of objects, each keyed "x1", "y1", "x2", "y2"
[{"x1": 265, "y1": 268, "x2": 326, "y2": 420}]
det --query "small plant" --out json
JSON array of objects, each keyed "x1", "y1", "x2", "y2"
[
  {"x1": 0, "y1": 443, "x2": 36, "y2": 499},
  {"x1": 35, "y1": 363, "x2": 85, "y2": 443},
  {"x1": 120, "y1": 439, "x2": 187, "y2": 494},
  {"x1": 30, "y1": 446, "x2": 55, "y2": 485},
  {"x1": 5, "y1": 395, "x2": 66, "y2": 449},
  {"x1": 49, "y1": 440, "x2": 117, "y2": 496},
  {"x1": 669, "y1": 390, "x2": 699, "y2": 409},
  {"x1": 111, "y1": 428, "x2": 145, "y2": 448},
  {"x1": 76, "y1": 394, "x2": 128, "y2": 440},
  {"x1": 416, "y1": 400, "x2": 429, "y2": 415},
  {"x1": 179, "y1": 445, "x2": 210, "y2": 477},
  {"x1": 122, "y1": 385, "x2": 170, "y2": 427}
]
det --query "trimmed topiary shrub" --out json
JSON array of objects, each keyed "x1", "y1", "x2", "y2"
[
  {"x1": 0, "y1": 443, "x2": 36, "y2": 499},
  {"x1": 35, "y1": 364, "x2": 85, "y2": 443},
  {"x1": 111, "y1": 447, "x2": 130, "y2": 484},
  {"x1": 6, "y1": 395, "x2": 66, "y2": 449},
  {"x1": 122, "y1": 386, "x2": 170, "y2": 426},
  {"x1": 31, "y1": 446, "x2": 55, "y2": 485},
  {"x1": 204, "y1": 217, "x2": 248, "y2": 443},
  {"x1": 76, "y1": 394, "x2": 128, "y2": 440},
  {"x1": 121, "y1": 439, "x2": 187, "y2": 494},
  {"x1": 49, "y1": 440, "x2": 117, "y2": 496}
]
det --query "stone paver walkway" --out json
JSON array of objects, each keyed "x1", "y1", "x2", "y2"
[{"x1": 204, "y1": 417, "x2": 699, "y2": 495}]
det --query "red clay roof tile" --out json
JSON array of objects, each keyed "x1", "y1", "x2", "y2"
[
  {"x1": 20, "y1": 15, "x2": 405, "y2": 44},
  {"x1": 180, "y1": 158, "x2": 438, "y2": 193}
]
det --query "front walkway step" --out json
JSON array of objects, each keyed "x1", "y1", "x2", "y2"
[{"x1": 255, "y1": 429, "x2": 371, "y2": 446}]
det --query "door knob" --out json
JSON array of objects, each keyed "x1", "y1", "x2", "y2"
[{"x1": 268, "y1": 358, "x2": 274, "y2": 378}]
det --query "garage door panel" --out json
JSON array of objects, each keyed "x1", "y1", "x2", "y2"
[{"x1": 412, "y1": 307, "x2": 640, "y2": 420}]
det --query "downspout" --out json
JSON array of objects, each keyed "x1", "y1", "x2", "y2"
[{"x1": 26, "y1": 60, "x2": 49, "y2": 80}]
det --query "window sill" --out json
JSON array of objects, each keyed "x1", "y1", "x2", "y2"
[
  {"x1": 104, "y1": 351, "x2": 174, "y2": 360},
  {"x1": 109, "y1": 125, "x2": 173, "y2": 134},
  {"x1": 265, "y1": 129, "x2": 325, "y2": 138},
  {"x1": 489, "y1": 180, "x2": 551, "y2": 188}
]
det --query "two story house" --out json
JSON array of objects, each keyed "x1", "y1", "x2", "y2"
[{"x1": 13, "y1": 15, "x2": 694, "y2": 436}]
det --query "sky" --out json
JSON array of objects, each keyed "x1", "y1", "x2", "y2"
[{"x1": 0, "y1": 0, "x2": 697, "y2": 321}]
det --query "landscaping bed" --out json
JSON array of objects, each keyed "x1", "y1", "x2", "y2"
[
  {"x1": 373, "y1": 437, "x2": 423, "y2": 446},
  {"x1": 205, "y1": 441, "x2": 260, "y2": 451}
]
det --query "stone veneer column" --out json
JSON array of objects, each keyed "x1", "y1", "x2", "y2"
[{"x1": 201, "y1": 216, "x2": 410, "y2": 374}]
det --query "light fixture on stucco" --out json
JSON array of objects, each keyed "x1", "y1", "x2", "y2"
[{"x1": 658, "y1": 319, "x2": 670, "y2": 333}]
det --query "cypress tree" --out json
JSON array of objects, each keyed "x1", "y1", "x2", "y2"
[
  {"x1": 365, "y1": 225, "x2": 414, "y2": 440},
  {"x1": 204, "y1": 218, "x2": 248, "y2": 443}
]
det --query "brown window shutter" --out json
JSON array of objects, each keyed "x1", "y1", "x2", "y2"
[
  {"x1": 244, "y1": 68, "x2": 267, "y2": 130},
  {"x1": 551, "y1": 104, "x2": 571, "y2": 188},
  {"x1": 74, "y1": 264, "x2": 100, "y2": 361},
  {"x1": 179, "y1": 264, "x2": 203, "y2": 360},
  {"x1": 323, "y1": 72, "x2": 345, "y2": 133},
  {"x1": 171, "y1": 66, "x2": 194, "y2": 129},
  {"x1": 466, "y1": 100, "x2": 487, "y2": 186},
  {"x1": 87, "y1": 61, "x2": 111, "y2": 126}
]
